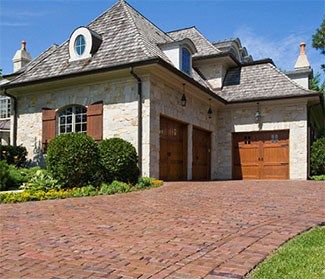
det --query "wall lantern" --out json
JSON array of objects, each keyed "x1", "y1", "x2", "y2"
[
  {"x1": 255, "y1": 102, "x2": 262, "y2": 122},
  {"x1": 181, "y1": 83, "x2": 187, "y2": 107},
  {"x1": 207, "y1": 98, "x2": 212, "y2": 119}
]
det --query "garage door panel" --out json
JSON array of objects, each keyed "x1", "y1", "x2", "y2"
[
  {"x1": 233, "y1": 130, "x2": 289, "y2": 180},
  {"x1": 159, "y1": 116, "x2": 187, "y2": 181},
  {"x1": 192, "y1": 128, "x2": 211, "y2": 181}
]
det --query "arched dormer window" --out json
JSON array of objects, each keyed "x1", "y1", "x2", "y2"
[
  {"x1": 181, "y1": 47, "x2": 191, "y2": 75},
  {"x1": 58, "y1": 105, "x2": 87, "y2": 134}
]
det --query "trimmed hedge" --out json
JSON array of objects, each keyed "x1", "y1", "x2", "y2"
[
  {"x1": 99, "y1": 138, "x2": 139, "y2": 184},
  {"x1": 0, "y1": 145, "x2": 27, "y2": 167},
  {"x1": 310, "y1": 138, "x2": 325, "y2": 176},
  {"x1": 46, "y1": 133, "x2": 102, "y2": 188}
]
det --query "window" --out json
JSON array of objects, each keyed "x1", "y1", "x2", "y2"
[
  {"x1": 181, "y1": 47, "x2": 191, "y2": 75},
  {"x1": 0, "y1": 97, "x2": 11, "y2": 119},
  {"x1": 58, "y1": 105, "x2": 87, "y2": 135},
  {"x1": 74, "y1": 35, "x2": 86, "y2": 56}
]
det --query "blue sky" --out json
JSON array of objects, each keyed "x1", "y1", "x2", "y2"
[{"x1": 0, "y1": 0, "x2": 324, "y2": 76}]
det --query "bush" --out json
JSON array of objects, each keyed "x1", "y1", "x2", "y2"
[
  {"x1": 21, "y1": 169, "x2": 61, "y2": 192},
  {"x1": 137, "y1": 177, "x2": 163, "y2": 189},
  {"x1": 99, "y1": 138, "x2": 139, "y2": 184},
  {"x1": 46, "y1": 133, "x2": 101, "y2": 188},
  {"x1": 311, "y1": 175, "x2": 325, "y2": 181},
  {"x1": 0, "y1": 161, "x2": 10, "y2": 191},
  {"x1": 310, "y1": 138, "x2": 325, "y2": 176},
  {"x1": 0, "y1": 145, "x2": 27, "y2": 167},
  {"x1": 99, "y1": 181, "x2": 132, "y2": 195}
]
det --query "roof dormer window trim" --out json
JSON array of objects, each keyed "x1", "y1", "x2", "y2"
[
  {"x1": 180, "y1": 46, "x2": 192, "y2": 76},
  {"x1": 69, "y1": 27, "x2": 102, "y2": 62}
]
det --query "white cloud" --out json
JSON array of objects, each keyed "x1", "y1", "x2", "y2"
[
  {"x1": 233, "y1": 26, "x2": 315, "y2": 71},
  {"x1": 0, "y1": 22, "x2": 29, "y2": 27}
]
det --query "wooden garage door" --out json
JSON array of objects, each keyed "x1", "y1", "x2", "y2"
[
  {"x1": 192, "y1": 128, "x2": 211, "y2": 180},
  {"x1": 159, "y1": 116, "x2": 187, "y2": 181},
  {"x1": 233, "y1": 130, "x2": 289, "y2": 180}
]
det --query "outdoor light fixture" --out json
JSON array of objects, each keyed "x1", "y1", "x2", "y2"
[
  {"x1": 255, "y1": 102, "x2": 262, "y2": 122},
  {"x1": 207, "y1": 98, "x2": 212, "y2": 119},
  {"x1": 181, "y1": 83, "x2": 187, "y2": 107}
]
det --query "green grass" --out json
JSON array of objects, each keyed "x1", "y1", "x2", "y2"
[{"x1": 250, "y1": 226, "x2": 325, "y2": 279}]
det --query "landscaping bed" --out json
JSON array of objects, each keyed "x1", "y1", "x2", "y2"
[{"x1": 0, "y1": 134, "x2": 162, "y2": 204}]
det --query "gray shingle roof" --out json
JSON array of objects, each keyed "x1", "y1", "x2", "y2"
[
  {"x1": 4, "y1": 1, "x2": 317, "y2": 104},
  {"x1": 219, "y1": 62, "x2": 315, "y2": 102},
  {"x1": 9, "y1": 1, "x2": 173, "y2": 85},
  {"x1": 168, "y1": 27, "x2": 221, "y2": 57}
]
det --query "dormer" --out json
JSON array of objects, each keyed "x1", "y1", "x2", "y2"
[
  {"x1": 69, "y1": 27, "x2": 102, "y2": 62},
  {"x1": 159, "y1": 38, "x2": 197, "y2": 76}
]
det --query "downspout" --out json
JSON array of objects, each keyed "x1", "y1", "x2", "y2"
[
  {"x1": 130, "y1": 67, "x2": 142, "y2": 175},
  {"x1": 4, "y1": 89, "x2": 17, "y2": 146}
]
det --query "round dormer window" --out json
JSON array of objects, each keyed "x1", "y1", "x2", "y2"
[
  {"x1": 69, "y1": 27, "x2": 102, "y2": 62},
  {"x1": 74, "y1": 35, "x2": 86, "y2": 56}
]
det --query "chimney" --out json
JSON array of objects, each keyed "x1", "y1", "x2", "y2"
[
  {"x1": 12, "y1": 40, "x2": 32, "y2": 72},
  {"x1": 294, "y1": 42, "x2": 310, "y2": 69}
]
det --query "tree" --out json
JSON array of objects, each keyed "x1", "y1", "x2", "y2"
[
  {"x1": 312, "y1": 17, "x2": 325, "y2": 71},
  {"x1": 311, "y1": 73, "x2": 325, "y2": 93}
]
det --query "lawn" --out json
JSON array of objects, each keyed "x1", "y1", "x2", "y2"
[{"x1": 250, "y1": 226, "x2": 325, "y2": 279}]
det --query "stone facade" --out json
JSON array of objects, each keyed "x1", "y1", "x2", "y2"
[
  {"x1": 149, "y1": 76, "x2": 219, "y2": 179},
  {"x1": 16, "y1": 77, "x2": 151, "y2": 176},
  {"x1": 216, "y1": 100, "x2": 308, "y2": 180},
  {"x1": 15, "y1": 74, "x2": 309, "y2": 181}
]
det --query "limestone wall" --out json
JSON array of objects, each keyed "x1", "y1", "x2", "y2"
[
  {"x1": 149, "y1": 76, "x2": 219, "y2": 179},
  {"x1": 16, "y1": 77, "x2": 151, "y2": 176},
  {"x1": 216, "y1": 101, "x2": 308, "y2": 180}
]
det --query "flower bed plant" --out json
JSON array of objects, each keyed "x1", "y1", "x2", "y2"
[{"x1": 0, "y1": 178, "x2": 163, "y2": 204}]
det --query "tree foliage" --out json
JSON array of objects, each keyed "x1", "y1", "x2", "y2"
[
  {"x1": 310, "y1": 73, "x2": 325, "y2": 93},
  {"x1": 312, "y1": 17, "x2": 325, "y2": 71}
]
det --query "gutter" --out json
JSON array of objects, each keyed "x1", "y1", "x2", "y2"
[
  {"x1": 130, "y1": 67, "x2": 143, "y2": 176},
  {"x1": 3, "y1": 89, "x2": 17, "y2": 146}
]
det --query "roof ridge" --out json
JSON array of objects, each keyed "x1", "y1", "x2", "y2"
[
  {"x1": 167, "y1": 26, "x2": 196, "y2": 34},
  {"x1": 121, "y1": 1, "x2": 153, "y2": 58},
  {"x1": 268, "y1": 63, "x2": 316, "y2": 94},
  {"x1": 123, "y1": 0, "x2": 174, "y2": 41},
  {"x1": 191, "y1": 27, "x2": 221, "y2": 53}
]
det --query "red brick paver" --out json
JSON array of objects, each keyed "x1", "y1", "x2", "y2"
[{"x1": 0, "y1": 181, "x2": 324, "y2": 279}]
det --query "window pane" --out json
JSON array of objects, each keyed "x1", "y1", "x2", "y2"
[
  {"x1": 60, "y1": 126, "x2": 65, "y2": 134},
  {"x1": 75, "y1": 124, "x2": 81, "y2": 132},
  {"x1": 66, "y1": 125, "x2": 72, "y2": 133},
  {"x1": 181, "y1": 48, "x2": 191, "y2": 75},
  {"x1": 57, "y1": 105, "x2": 87, "y2": 135}
]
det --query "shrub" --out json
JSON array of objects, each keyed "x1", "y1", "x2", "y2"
[
  {"x1": 21, "y1": 169, "x2": 61, "y2": 192},
  {"x1": 0, "y1": 161, "x2": 10, "y2": 191},
  {"x1": 310, "y1": 138, "x2": 325, "y2": 176},
  {"x1": 46, "y1": 133, "x2": 101, "y2": 188},
  {"x1": 137, "y1": 177, "x2": 163, "y2": 189},
  {"x1": 99, "y1": 138, "x2": 139, "y2": 184},
  {"x1": 99, "y1": 181, "x2": 132, "y2": 195},
  {"x1": 311, "y1": 175, "x2": 325, "y2": 181},
  {"x1": 0, "y1": 145, "x2": 27, "y2": 167}
]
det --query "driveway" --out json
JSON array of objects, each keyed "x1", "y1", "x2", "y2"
[{"x1": 0, "y1": 181, "x2": 324, "y2": 279}]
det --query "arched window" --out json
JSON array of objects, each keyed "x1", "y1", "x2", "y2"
[
  {"x1": 58, "y1": 105, "x2": 87, "y2": 134},
  {"x1": 74, "y1": 35, "x2": 86, "y2": 56},
  {"x1": 181, "y1": 47, "x2": 191, "y2": 75}
]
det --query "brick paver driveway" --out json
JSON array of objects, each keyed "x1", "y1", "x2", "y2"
[{"x1": 1, "y1": 181, "x2": 324, "y2": 279}]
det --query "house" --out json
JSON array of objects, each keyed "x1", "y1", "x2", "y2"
[{"x1": 0, "y1": 0, "x2": 323, "y2": 180}]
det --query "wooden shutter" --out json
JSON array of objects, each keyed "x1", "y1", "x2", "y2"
[
  {"x1": 42, "y1": 108, "x2": 56, "y2": 151},
  {"x1": 87, "y1": 102, "x2": 103, "y2": 141}
]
